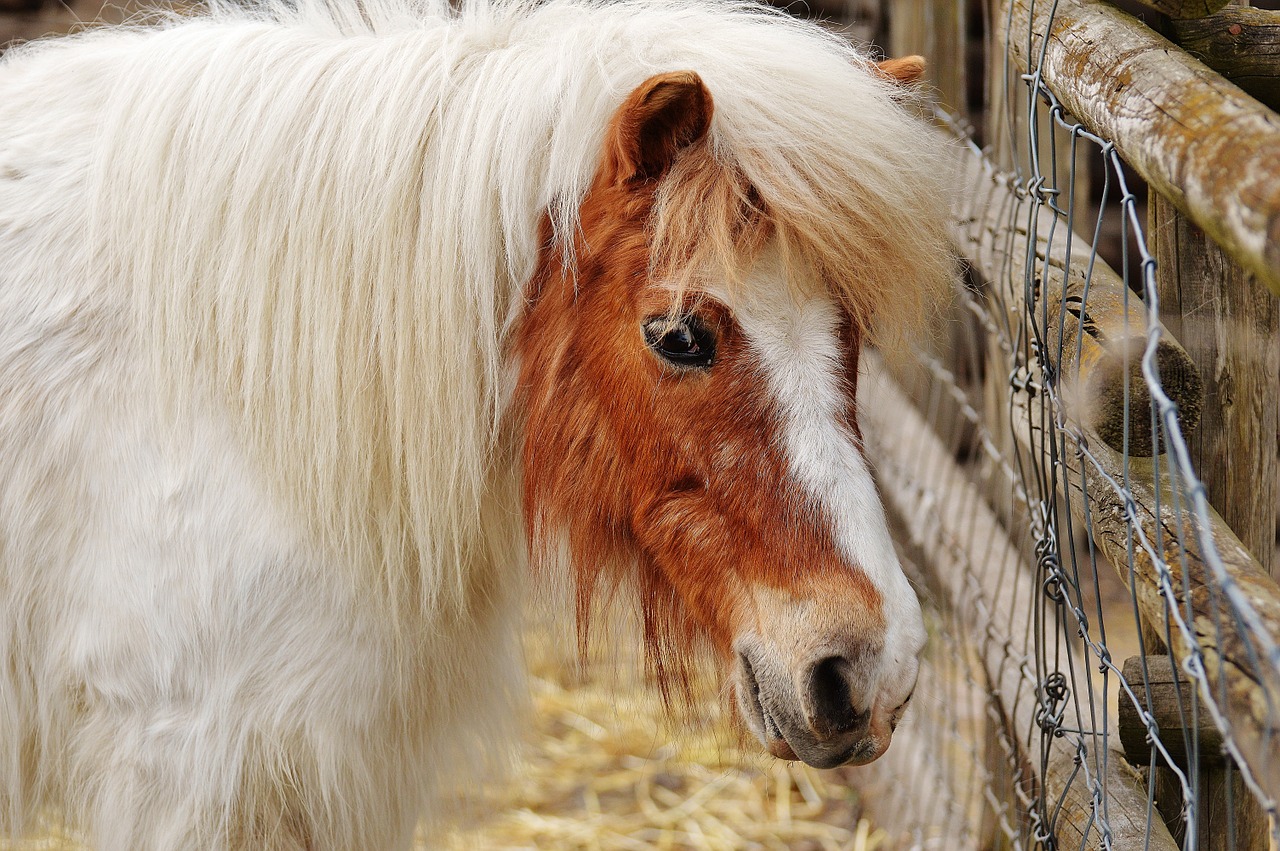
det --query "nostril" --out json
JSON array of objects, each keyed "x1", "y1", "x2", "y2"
[{"x1": 804, "y1": 656, "x2": 869, "y2": 739}]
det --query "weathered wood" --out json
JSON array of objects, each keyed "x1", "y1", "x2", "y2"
[
  {"x1": 1125, "y1": 0, "x2": 1234, "y2": 20},
  {"x1": 1000, "y1": 0, "x2": 1280, "y2": 295},
  {"x1": 1119, "y1": 655, "x2": 1228, "y2": 769},
  {"x1": 1204, "y1": 767, "x2": 1271, "y2": 851},
  {"x1": 1173, "y1": 8, "x2": 1280, "y2": 112},
  {"x1": 889, "y1": 0, "x2": 966, "y2": 115},
  {"x1": 1006, "y1": 390, "x2": 1280, "y2": 819},
  {"x1": 1150, "y1": 190, "x2": 1278, "y2": 848},
  {"x1": 881, "y1": 0, "x2": 977, "y2": 467},
  {"x1": 985, "y1": 0, "x2": 1093, "y2": 209},
  {"x1": 1150, "y1": 759, "x2": 1272, "y2": 849},
  {"x1": 1136, "y1": 597, "x2": 1204, "y2": 847},
  {"x1": 953, "y1": 146, "x2": 1203, "y2": 456},
  {"x1": 1119, "y1": 651, "x2": 1271, "y2": 848},
  {"x1": 1151, "y1": 194, "x2": 1279, "y2": 576},
  {"x1": 862, "y1": 354, "x2": 1180, "y2": 851}
]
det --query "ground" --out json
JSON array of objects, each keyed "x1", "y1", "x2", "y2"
[{"x1": 427, "y1": 619, "x2": 885, "y2": 851}]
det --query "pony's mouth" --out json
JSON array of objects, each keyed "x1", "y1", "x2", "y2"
[
  {"x1": 737, "y1": 651, "x2": 799, "y2": 760},
  {"x1": 734, "y1": 647, "x2": 890, "y2": 769}
]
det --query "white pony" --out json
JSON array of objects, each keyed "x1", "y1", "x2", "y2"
[{"x1": 0, "y1": 0, "x2": 953, "y2": 847}]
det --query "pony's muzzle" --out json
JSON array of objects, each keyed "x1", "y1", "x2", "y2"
[{"x1": 734, "y1": 638, "x2": 907, "y2": 769}]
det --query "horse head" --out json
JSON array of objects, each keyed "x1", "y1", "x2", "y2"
[{"x1": 517, "y1": 64, "x2": 938, "y2": 769}]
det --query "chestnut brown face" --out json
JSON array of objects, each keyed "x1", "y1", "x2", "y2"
[{"x1": 514, "y1": 70, "x2": 926, "y2": 768}]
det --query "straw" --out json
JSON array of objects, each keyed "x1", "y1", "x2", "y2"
[{"x1": 427, "y1": 620, "x2": 884, "y2": 851}]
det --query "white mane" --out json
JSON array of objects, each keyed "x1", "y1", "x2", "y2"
[{"x1": 18, "y1": 0, "x2": 950, "y2": 609}]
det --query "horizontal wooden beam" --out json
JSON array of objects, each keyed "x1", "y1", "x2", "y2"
[
  {"x1": 1001, "y1": 0, "x2": 1280, "y2": 295},
  {"x1": 862, "y1": 354, "x2": 1179, "y2": 850},
  {"x1": 952, "y1": 147, "x2": 1203, "y2": 456},
  {"x1": 1172, "y1": 8, "x2": 1280, "y2": 112},
  {"x1": 1118, "y1": 654, "x2": 1228, "y2": 770}
]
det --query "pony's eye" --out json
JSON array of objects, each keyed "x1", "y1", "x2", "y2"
[{"x1": 642, "y1": 315, "x2": 716, "y2": 369}]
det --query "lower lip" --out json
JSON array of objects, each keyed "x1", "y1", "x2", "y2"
[{"x1": 758, "y1": 706, "x2": 797, "y2": 760}]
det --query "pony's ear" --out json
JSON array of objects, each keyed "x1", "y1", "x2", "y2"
[
  {"x1": 605, "y1": 71, "x2": 713, "y2": 185},
  {"x1": 875, "y1": 55, "x2": 927, "y2": 86}
]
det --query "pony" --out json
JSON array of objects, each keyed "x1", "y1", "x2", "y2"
[{"x1": 0, "y1": 0, "x2": 954, "y2": 846}]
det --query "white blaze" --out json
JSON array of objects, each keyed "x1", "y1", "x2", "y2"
[{"x1": 720, "y1": 247, "x2": 926, "y2": 710}]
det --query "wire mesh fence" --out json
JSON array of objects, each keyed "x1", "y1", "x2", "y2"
[{"x1": 850, "y1": 1, "x2": 1280, "y2": 844}]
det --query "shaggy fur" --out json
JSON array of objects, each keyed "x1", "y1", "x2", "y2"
[{"x1": 0, "y1": 0, "x2": 952, "y2": 847}]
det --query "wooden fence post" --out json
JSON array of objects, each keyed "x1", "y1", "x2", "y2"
[
  {"x1": 1149, "y1": 196, "x2": 1280, "y2": 579},
  {"x1": 1149, "y1": 190, "x2": 1280, "y2": 850},
  {"x1": 889, "y1": 0, "x2": 965, "y2": 114}
]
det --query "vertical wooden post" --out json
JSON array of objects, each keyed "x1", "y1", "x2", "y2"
[
  {"x1": 882, "y1": 0, "x2": 982, "y2": 462},
  {"x1": 1148, "y1": 190, "x2": 1280, "y2": 850},
  {"x1": 1149, "y1": 195, "x2": 1280, "y2": 577},
  {"x1": 889, "y1": 0, "x2": 965, "y2": 114}
]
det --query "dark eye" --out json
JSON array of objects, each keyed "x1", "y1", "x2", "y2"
[{"x1": 642, "y1": 315, "x2": 716, "y2": 369}]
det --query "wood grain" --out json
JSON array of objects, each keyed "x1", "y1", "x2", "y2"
[
  {"x1": 1150, "y1": 193, "x2": 1279, "y2": 578},
  {"x1": 1173, "y1": 7, "x2": 1280, "y2": 111},
  {"x1": 952, "y1": 145, "x2": 1204, "y2": 457}
]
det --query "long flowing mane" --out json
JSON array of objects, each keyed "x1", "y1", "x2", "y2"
[{"x1": 45, "y1": 0, "x2": 952, "y2": 609}]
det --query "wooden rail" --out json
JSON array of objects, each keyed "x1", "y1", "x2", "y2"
[
  {"x1": 1000, "y1": 0, "x2": 1280, "y2": 295},
  {"x1": 1118, "y1": 655, "x2": 1227, "y2": 770},
  {"x1": 1007, "y1": 389, "x2": 1280, "y2": 816},
  {"x1": 891, "y1": 0, "x2": 1280, "y2": 840}
]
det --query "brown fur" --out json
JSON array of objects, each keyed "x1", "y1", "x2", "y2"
[{"x1": 514, "y1": 72, "x2": 882, "y2": 699}]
